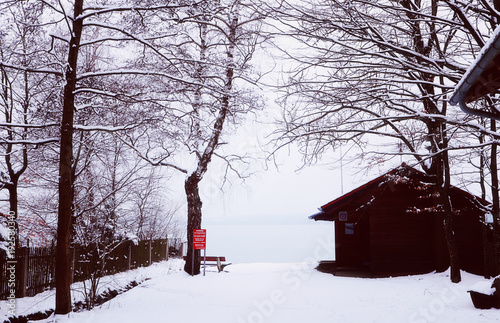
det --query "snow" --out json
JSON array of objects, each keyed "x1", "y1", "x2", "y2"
[
  {"x1": 0, "y1": 222, "x2": 8, "y2": 241},
  {"x1": 73, "y1": 124, "x2": 139, "y2": 132},
  {"x1": 2, "y1": 259, "x2": 499, "y2": 323},
  {"x1": 485, "y1": 212, "x2": 494, "y2": 224},
  {"x1": 0, "y1": 222, "x2": 9, "y2": 256}
]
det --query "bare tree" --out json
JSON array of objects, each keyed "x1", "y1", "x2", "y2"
[
  {"x1": 121, "y1": 0, "x2": 266, "y2": 275},
  {"x1": 270, "y1": 0, "x2": 500, "y2": 282},
  {"x1": 0, "y1": 0, "x2": 200, "y2": 313},
  {"x1": 0, "y1": 0, "x2": 59, "y2": 247}
]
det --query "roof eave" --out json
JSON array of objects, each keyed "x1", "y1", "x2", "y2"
[
  {"x1": 309, "y1": 210, "x2": 331, "y2": 221},
  {"x1": 450, "y1": 25, "x2": 500, "y2": 120}
]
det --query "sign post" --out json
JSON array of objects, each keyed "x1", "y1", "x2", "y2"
[{"x1": 193, "y1": 229, "x2": 206, "y2": 276}]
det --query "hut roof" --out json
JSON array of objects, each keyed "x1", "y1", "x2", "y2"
[
  {"x1": 449, "y1": 25, "x2": 500, "y2": 119},
  {"x1": 310, "y1": 164, "x2": 487, "y2": 221}
]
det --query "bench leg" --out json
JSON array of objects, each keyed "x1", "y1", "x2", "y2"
[{"x1": 217, "y1": 257, "x2": 222, "y2": 272}]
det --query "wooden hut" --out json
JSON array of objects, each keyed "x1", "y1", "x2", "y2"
[{"x1": 310, "y1": 164, "x2": 495, "y2": 277}]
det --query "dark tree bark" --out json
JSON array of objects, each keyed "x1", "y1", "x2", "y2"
[
  {"x1": 495, "y1": 0, "x2": 500, "y2": 11},
  {"x1": 438, "y1": 132, "x2": 461, "y2": 283},
  {"x1": 490, "y1": 119, "x2": 500, "y2": 275},
  {"x1": 477, "y1": 120, "x2": 492, "y2": 278},
  {"x1": 55, "y1": 0, "x2": 83, "y2": 314},
  {"x1": 184, "y1": 174, "x2": 202, "y2": 275},
  {"x1": 427, "y1": 118, "x2": 461, "y2": 282}
]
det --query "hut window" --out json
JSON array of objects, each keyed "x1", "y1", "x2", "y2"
[{"x1": 345, "y1": 223, "x2": 354, "y2": 235}]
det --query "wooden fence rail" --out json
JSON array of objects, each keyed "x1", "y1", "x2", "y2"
[{"x1": 0, "y1": 238, "x2": 168, "y2": 300}]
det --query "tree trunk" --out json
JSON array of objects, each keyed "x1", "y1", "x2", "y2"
[
  {"x1": 478, "y1": 124, "x2": 492, "y2": 278},
  {"x1": 182, "y1": 5, "x2": 237, "y2": 275},
  {"x1": 427, "y1": 119, "x2": 461, "y2": 282},
  {"x1": 7, "y1": 184, "x2": 19, "y2": 247},
  {"x1": 183, "y1": 174, "x2": 202, "y2": 275},
  {"x1": 495, "y1": 0, "x2": 500, "y2": 11},
  {"x1": 437, "y1": 122, "x2": 461, "y2": 283},
  {"x1": 55, "y1": 0, "x2": 83, "y2": 315},
  {"x1": 3, "y1": 70, "x2": 29, "y2": 248},
  {"x1": 441, "y1": 191, "x2": 461, "y2": 283},
  {"x1": 433, "y1": 169, "x2": 461, "y2": 283},
  {"x1": 490, "y1": 120, "x2": 500, "y2": 275}
]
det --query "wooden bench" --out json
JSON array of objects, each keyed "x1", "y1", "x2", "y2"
[
  {"x1": 182, "y1": 256, "x2": 229, "y2": 272},
  {"x1": 469, "y1": 276, "x2": 500, "y2": 309}
]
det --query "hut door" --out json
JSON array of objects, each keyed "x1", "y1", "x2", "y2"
[{"x1": 336, "y1": 217, "x2": 370, "y2": 268}]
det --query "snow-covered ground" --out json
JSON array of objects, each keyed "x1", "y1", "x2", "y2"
[{"x1": 1, "y1": 259, "x2": 499, "y2": 323}]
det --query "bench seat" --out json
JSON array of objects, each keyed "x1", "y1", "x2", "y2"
[{"x1": 182, "y1": 256, "x2": 229, "y2": 272}]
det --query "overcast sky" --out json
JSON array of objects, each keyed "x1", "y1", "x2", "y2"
[
  {"x1": 166, "y1": 104, "x2": 406, "y2": 225},
  {"x1": 163, "y1": 51, "x2": 407, "y2": 263}
]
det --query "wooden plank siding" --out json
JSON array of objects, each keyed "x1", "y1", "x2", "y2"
[
  {"x1": 311, "y1": 164, "x2": 495, "y2": 277},
  {"x1": 369, "y1": 207, "x2": 435, "y2": 274},
  {"x1": 453, "y1": 210, "x2": 489, "y2": 275}
]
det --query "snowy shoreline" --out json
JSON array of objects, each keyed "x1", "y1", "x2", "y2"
[{"x1": 1, "y1": 259, "x2": 499, "y2": 323}]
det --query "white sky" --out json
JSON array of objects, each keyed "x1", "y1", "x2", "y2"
[{"x1": 165, "y1": 114, "x2": 404, "y2": 263}]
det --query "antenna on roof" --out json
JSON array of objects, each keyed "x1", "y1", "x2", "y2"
[
  {"x1": 399, "y1": 142, "x2": 403, "y2": 164},
  {"x1": 340, "y1": 144, "x2": 344, "y2": 195}
]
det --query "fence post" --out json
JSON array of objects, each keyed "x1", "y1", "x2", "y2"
[
  {"x1": 127, "y1": 240, "x2": 132, "y2": 270},
  {"x1": 16, "y1": 247, "x2": 29, "y2": 298},
  {"x1": 148, "y1": 239, "x2": 152, "y2": 266},
  {"x1": 70, "y1": 247, "x2": 75, "y2": 284},
  {"x1": 165, "y1": 237, "x2": 169, "y2": 261}
]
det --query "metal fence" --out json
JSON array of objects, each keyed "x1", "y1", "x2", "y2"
[{"x1": 0, "y1": 238, "x2": 169, "y2": 300}]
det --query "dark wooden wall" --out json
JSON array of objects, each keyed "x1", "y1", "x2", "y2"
[
  {"x1": 369, "y1": 202, "x2": 435, "y2": 274},
  {"x1": 332, "y1": 183, "x2": 492, "y2": 276}
]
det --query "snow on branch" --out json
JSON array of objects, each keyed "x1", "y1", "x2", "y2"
[
  {"x1": 73, "y1": 124, "x2": 141, "y2": 132},
  {"x1": 0, "y1": 122, "x2": 59, "y2": 129},
  {"x1": 79, "y1": 2, "x2": 199, "y2": 20},
  {"x1": 73, "y1": 87, "x2": 132, "y2": 97},
  {"x1": 76, "y1": 69, "x2": 220, "y2": 94},
  {"x1": 0, "y1": 138, "x2": 59, "y2": 145},
  {"x1": 118, "y1": 137, "x2": 188, "y2": 174},
  {"x1": 0, "y1": 62, "x2": 63, "y2": 77}
]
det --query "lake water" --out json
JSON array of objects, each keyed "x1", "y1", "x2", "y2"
[{"x1": 201, "y1": 216, "x2": 335, "y2": 264}]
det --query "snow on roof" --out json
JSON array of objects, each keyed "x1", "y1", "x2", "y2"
[
  {"x1": 319, "y1": 163, "x2": 418, "y2": 211},
  {"x1": 309, "y1": 163, "x2": 489, "y2": 221},
  {"x1": 450, "y1": 25, "x2": 500, "y2": 106}
]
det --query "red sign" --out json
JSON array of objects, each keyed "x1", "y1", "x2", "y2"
[{"x1": 193, "y1": 229, "x2": 206, "y2": 250}]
